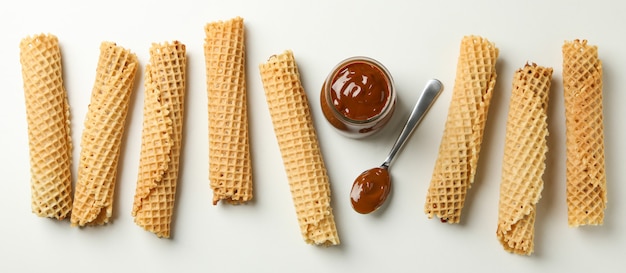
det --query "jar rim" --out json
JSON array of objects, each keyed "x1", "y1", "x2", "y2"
[{"x1": 323, "y1": 56, "x2": 396, "y2": 125}]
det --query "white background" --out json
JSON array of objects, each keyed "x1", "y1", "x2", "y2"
[{"x1": 2, "y1": 0, "x2": 624, "y2": 272}]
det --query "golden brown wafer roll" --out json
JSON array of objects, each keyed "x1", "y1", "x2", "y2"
[
  {"x1": 71, "y1": 42, "x2": 138, "y2": 226},
  {"x1": 424, "y1": 35, "x2": 498, "y2": 223},
  {"x1": 132, "y1": 41, "x2": 186, "y2": 238},
  {"x1": 259, "y1": 50, "x2": 340, "y2": 246},
  {"x1": 204, "y1": 17, "x2": 253, "y2": 205},
  {"x1": 562, "y1": 39, "x2": 607, "y2": 227},
  {"x1": 497, "y1": 63, "x2": 552, "y2": 255},
  {"x1": 19, "y1": 33, "x2": 73, "y2": 220}
]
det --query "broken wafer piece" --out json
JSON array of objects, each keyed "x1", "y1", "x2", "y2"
[
  {"x1": 424, "y1": 35, "x2": 498, "y2": 223},
  {"x1": 71, "y1": 42, "x2": 138, "y2": 227},
  {"x1": 259, "y1": 50, "x2": 340, "y2": 246},
  {"x1": 19, "y1": 33, "x2": 73, "y2": 220},
  {"x1": 497, "y1": 63, "x2": 552, "y2": 255},
  {"x1": 132, "y1": 41, "x2": 186, "y2": 238},
  {"x1": 562, "y1": 39, "x2": 607, "y2": 227},
  {"x1": 204, "y1": 17, "x2": 253, "y2": 205}
]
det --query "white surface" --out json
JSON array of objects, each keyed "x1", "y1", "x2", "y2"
[{"x1": 2, "y1": 0, "x2": 624, "y2": 272}]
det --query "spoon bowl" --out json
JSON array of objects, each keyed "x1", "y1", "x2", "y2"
[
  {"x1": 350, "y1": 166, "x2": 390, "y2": 214},
  {"x1": 350, "y1": 79, "x2": 443, "y2": 214}
]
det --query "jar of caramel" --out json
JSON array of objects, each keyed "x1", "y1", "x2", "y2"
[{"x1": 320, "y1": 56, "x2": 396, "y2": 138}]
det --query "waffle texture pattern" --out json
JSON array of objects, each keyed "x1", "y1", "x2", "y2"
[
  {"x1": 497, "y1": 63, "x2": 552, "y2": 255},
  {"x1": 71, "y1": 42, "x2": 138, "y2": 226},
  {"x1": 132, "y1": 41, "x2": 186, "y2": 238},
  {"x1": 562, "y1": 39, "x2": 606, "y2": 227},
  {"x1": 259, "y1": 50, "x2": 340, "y2": 246},
  {"x1": 425, "y1": 36, "x2": 499, "y2": 223},
  {"x1": 20, "y1": 33, "x2": 73, "y2": 220},
  {"x1": 205, "y1": 17, "x2": 253, "y2": 205}
]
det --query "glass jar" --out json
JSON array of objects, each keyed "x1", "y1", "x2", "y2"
[{"x1": 320, "y1": 56, "x2": 396, "y2": 138}]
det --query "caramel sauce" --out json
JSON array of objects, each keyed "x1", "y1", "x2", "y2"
[
  {"x1": 320, "y1": 57, "x2": 395, "y2": 138},
  {"x1": 329, "y1": 62, "x2": 390, "y2": 121},
  {"x1": 350, "y1": 167, "x2": 390, "y2": 214}
]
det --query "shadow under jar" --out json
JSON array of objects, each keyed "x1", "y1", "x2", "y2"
[{"x1": 320, "y1": 56, "x2": 396, "y2": 138}]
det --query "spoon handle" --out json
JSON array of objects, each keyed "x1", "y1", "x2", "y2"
[{"x1": 381, "y1": 79, "x2": 443, "y2": 168}]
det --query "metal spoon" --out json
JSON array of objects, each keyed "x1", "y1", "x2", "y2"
[{"x1": 350, "y1": 79, "x2": 443, "y2": 214}]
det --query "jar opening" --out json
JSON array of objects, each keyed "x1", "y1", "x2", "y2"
[{"x1": 323, "y1": 56, "x2": 395, "y2": 125}]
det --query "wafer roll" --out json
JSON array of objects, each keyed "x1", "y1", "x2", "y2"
[
  {"x1": 20, "y1": 34, "x2": 73, "y2": 220},
  {"x1": 259, "y1": 51, "x2": 339, "y2": 246},
  {"x1": 562, "y1": 39, "x2": 606, "y2": 227},
  {"x1": 71, "y1": 42, "x2": 138, "y2": 226},
  {"x1": 204, "y1": 17, "x2": 253, "y2": 205},
  {"x1": 497, "y1": 63, "x2": 552, "y2": 255},
  {"x1": 425, "y1": 36, "x2": 499, "y2": 223},
  {"x1": 132, "y1": 41, "x2": 186, "y2": 238}
]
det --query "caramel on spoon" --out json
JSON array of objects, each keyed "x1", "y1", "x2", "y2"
[{"x1": 350, "y1": 79, "x2": 443, "y2": 214}]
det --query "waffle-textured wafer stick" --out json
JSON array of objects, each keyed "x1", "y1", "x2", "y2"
[
  {"x1": 71, "y1": 42, "x2": 138, "y2": 227},
  {"x1": 425, "y1": 35, "x2": 499, "y2": 223},
  {"x1": 497, "y1": 63, "x2": 552, "y2": 255},
  {"x1": 259, "y1": 51, "x2": 339, "y2": 246},
  {"x1": 20, "y1": 33, "x2": 73, "y2": 220},
  {"x1": 132, "y1": 41, "x2": 186, "y2": 238},
  {"x1": 204, "y1": 17, "x2": 252, "y2": 205},
  {"x1": 562, "y1": 39, "x2": 606, "y2": 227}
]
